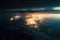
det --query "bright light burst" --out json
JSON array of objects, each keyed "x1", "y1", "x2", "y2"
[
  {"x1": 25, "y1": 13, "x2": 46, "y2": 29},
  {"x1": 10, "y1": 15, "x2": 21, "y2": 21},
  {"x1": 10, "y1": 17, "x2": 14, "y2": 21},
  {"x1": 25, "y1": 13, "x2": 60, "y2": 29},
  {"x1": 10, "y1": 12, "x2": 60, "y2": 29}
]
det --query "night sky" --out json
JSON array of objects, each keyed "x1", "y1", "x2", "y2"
[
  {"x1": 0, "y1": 0, "x2": 60, "y2": 8},
  {"x1": 0, "y1": 0, "x2": 60, "y2": 40}
]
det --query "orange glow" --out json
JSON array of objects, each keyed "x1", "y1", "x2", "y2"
[
  {"x1": 25, "y1": 13, "x2": 60, "y2": 29},
  {"x1": 10, "y1": 15, "x2": 21, "y2": 21},
  {"x1": 25, "y1": 13, "x2": 46, "y2": 29},
  {"x1": 14, "y1": 15, "x2": 21, "y2": 20},
  {"x1": 10, "y1": 12, "x2": 60, "y2": 29}
]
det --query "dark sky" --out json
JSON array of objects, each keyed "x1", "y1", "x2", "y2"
[
  {"x1": 0, "y1": 0, "x2": 60, "y2": 8},
  {"x1": 1, "y1": 0, "x2": 60, "y2": 40}
]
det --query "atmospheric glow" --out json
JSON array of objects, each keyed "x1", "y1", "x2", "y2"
[
  {"x1": 10, "y1": 12, "x2": 60, "y2": 29},
  {"x1": 25, "y1": 13, "x2": 47, "y2": 29},
  {"x1": 53, "y1": 7, "x2": 60, "y2": 10},
  {"x1": 32, "y1": 8, "x2": 45, "y2": 11},
  {"x1": 25, "y1": 13, "x2": 60, "y2": 29},
  {"x1": 14, "y1": 15, "x2": 21, "y2": 20},
  {"x1": 10, "y1": 15, "x2": 21, "y2": 21}
]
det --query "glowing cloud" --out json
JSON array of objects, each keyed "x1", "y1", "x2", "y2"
[
  {"x1": 25, "y1": 13, "x2": 60, "y2": 29},
  {"x1": 10, "y1": 17, "x2": 14, "y2": 21},
  {"x1": 10, "y1": 12, "x2": 60, "y2": 29},
  {"x1": 53, "y1": 7, "x2": 60, "y2": 10},
  {"x1": 10, "y1": 14, "x2": 21, "y2": 21}
]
